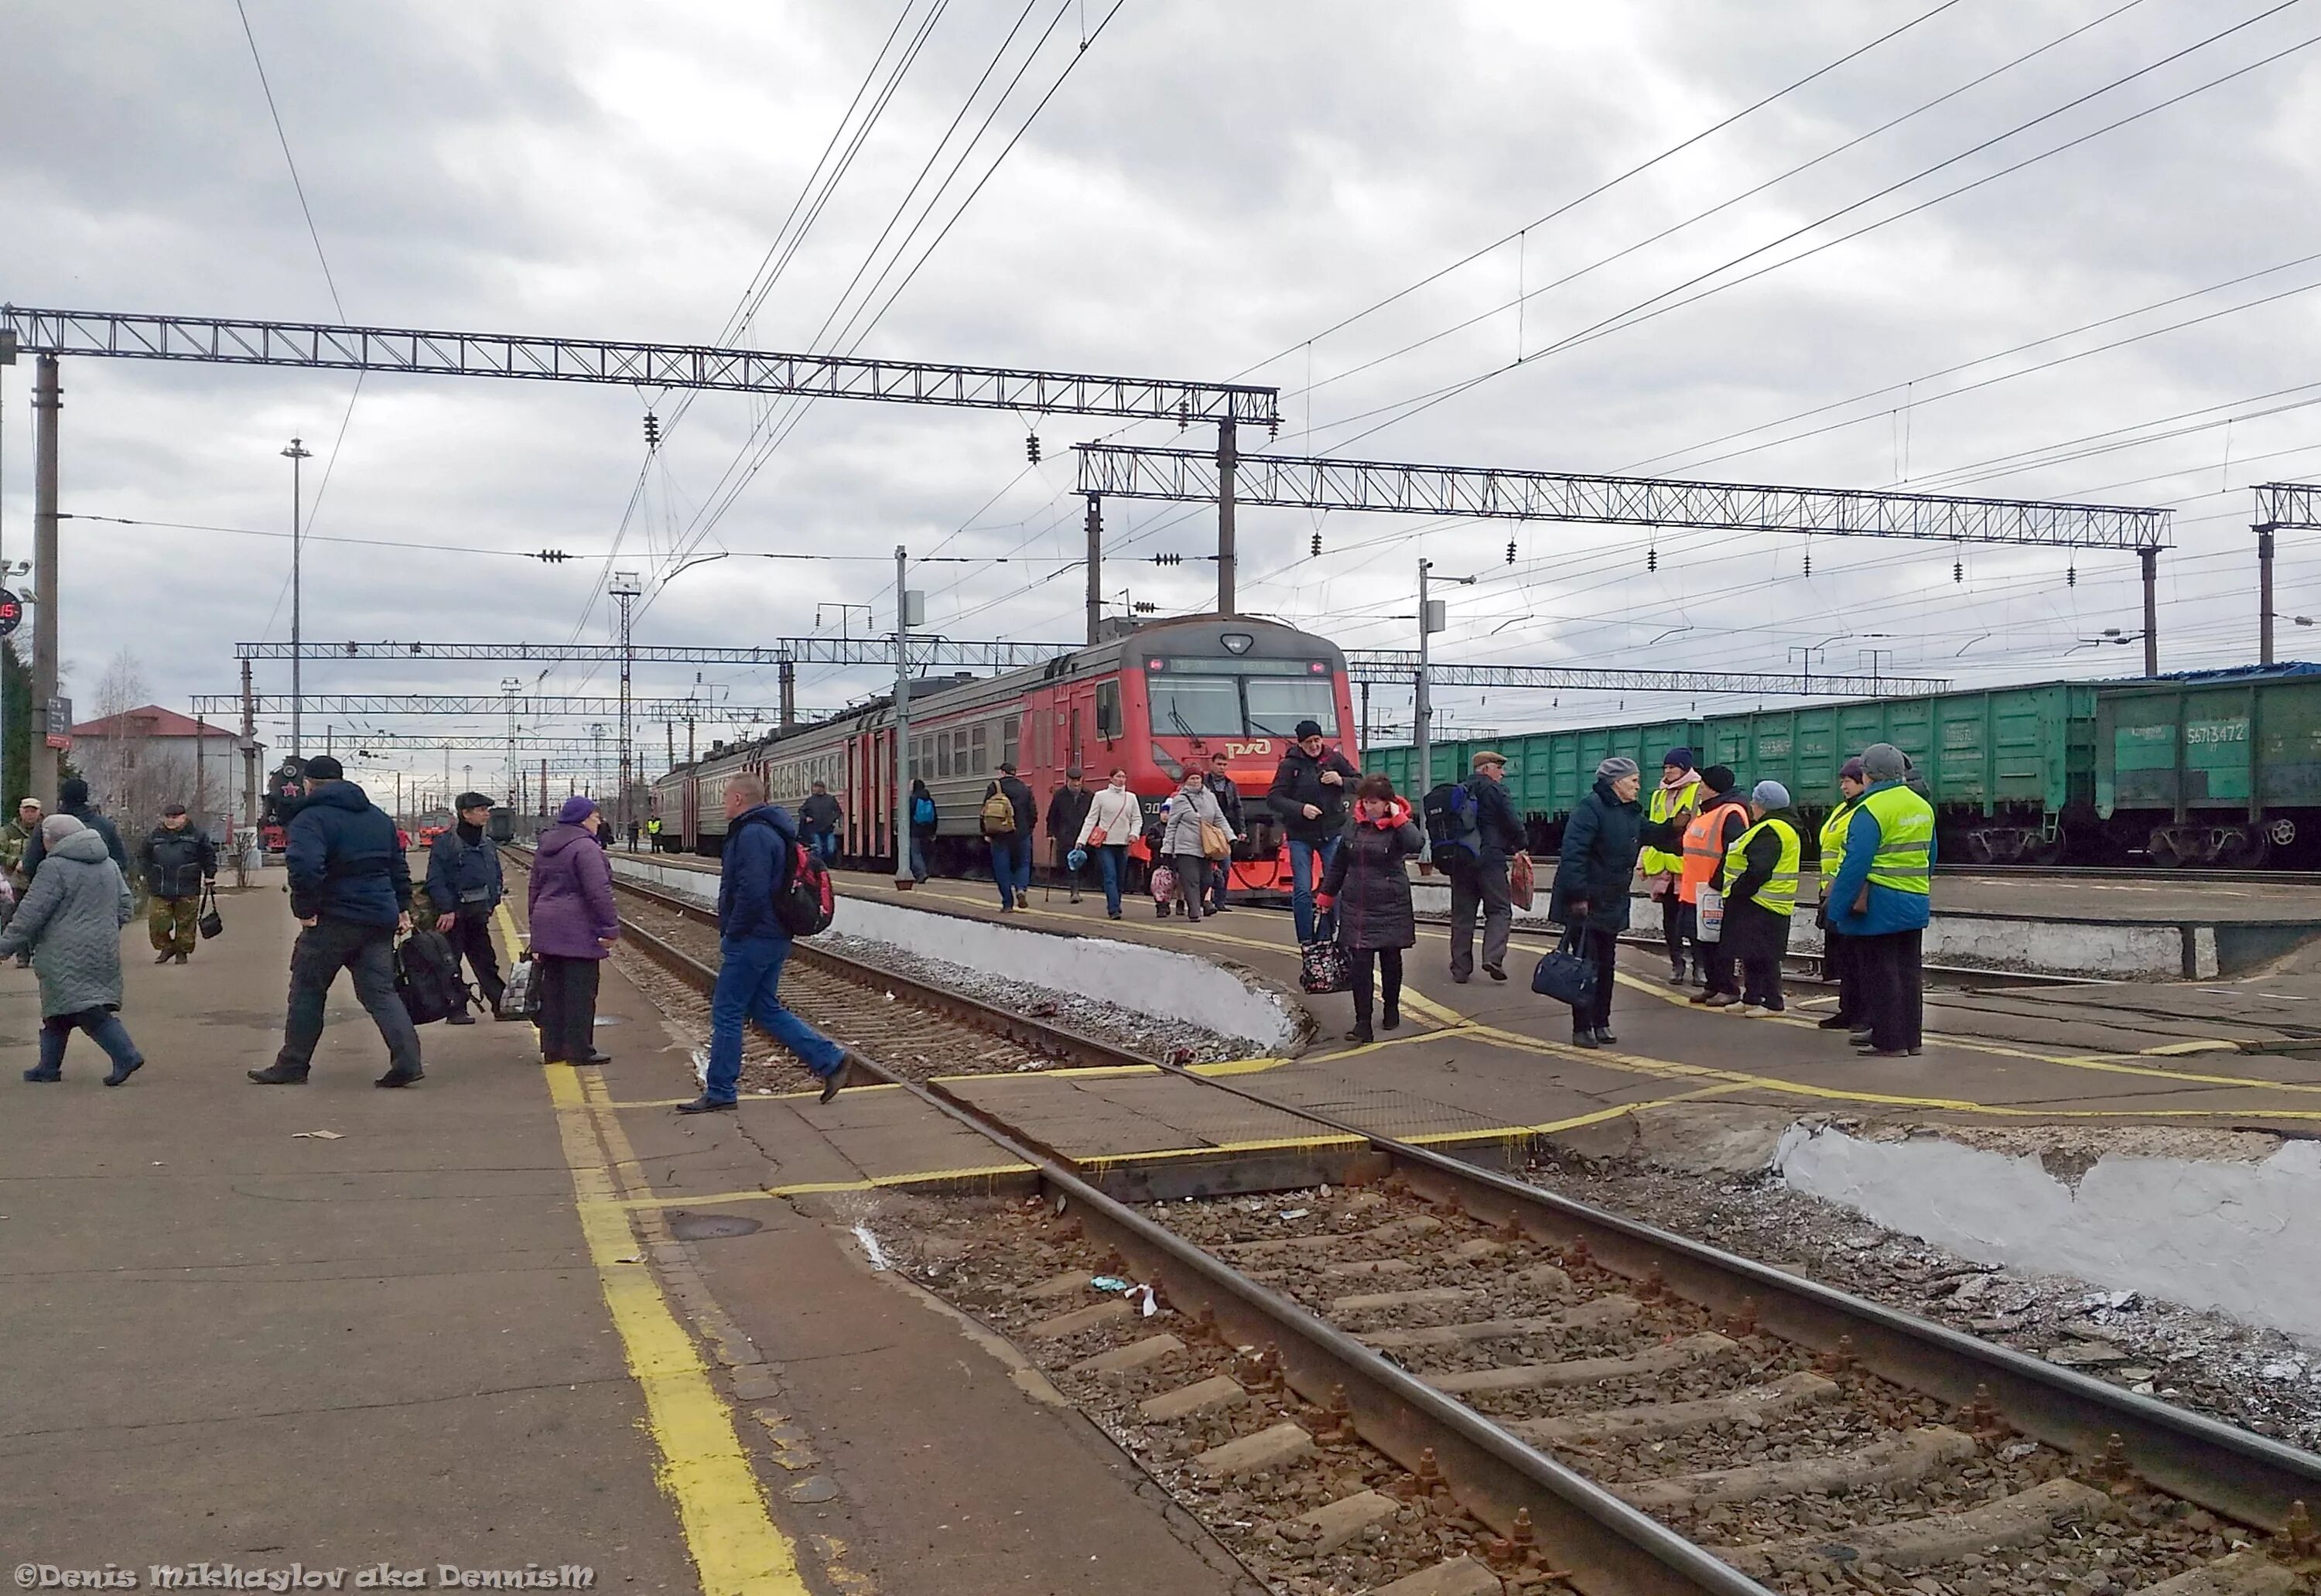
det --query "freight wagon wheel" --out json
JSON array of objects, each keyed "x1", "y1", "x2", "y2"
[
  {"x1": 1962, "y1": 831, "x2": 1995, "y2": 865},
  {"x1": 2027, "y1": 831, "x2": 2066, "y2": 867},
  {"x1": 2145, "y1": 828, "x2": 2184, "y2": 868}
]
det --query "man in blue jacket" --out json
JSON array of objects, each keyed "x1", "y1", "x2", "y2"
[
  {"x1": 250, "y1": 756, "x2": 422, "y2": 1087},
  {"x1": 1826, "y1": 742, "x2": 1936, "y2": 1058},
  {"x1": 678, "y1": 772, "x2": 858, "y2": 1112}
]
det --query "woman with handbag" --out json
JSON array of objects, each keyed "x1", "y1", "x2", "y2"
[
  {"x1": 1314, "y1": 774, "x2": 1421, "y2": 1043},
  {"x1": 1157, "y1": 769, "x2": 1228, "y2": 924},
  {"x1": 527, "y1": 796, "x2": 620, "y2": 1066},
  {"x1": 1075, "y1": 769, "x2": 1142, "y2": 920},
  {"x1": 1549, "y1": 758, "x2": 1688, "y2": 1049}
]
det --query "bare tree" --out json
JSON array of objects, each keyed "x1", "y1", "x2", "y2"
[{"x1": 83, "y1": 649, "x2": 183, "y2": 825}]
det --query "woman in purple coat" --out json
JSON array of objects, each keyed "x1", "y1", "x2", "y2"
[{"x1": 528, "y1": 796, "x2": 620, "y2": 1065}]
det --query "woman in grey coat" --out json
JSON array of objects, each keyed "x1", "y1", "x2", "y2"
[
  {"x1": 2, "y1": 813, "x2": 143, "y2": 1085},
  {"x1": 1157, "y1": 770, "x2": 1229, "y2": 923}
]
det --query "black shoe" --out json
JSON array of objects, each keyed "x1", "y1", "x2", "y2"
[
  {"x1": 446, "y1": 1010, "x2": 477, "y2": 1026},
  {"x1": 174, "y1": 952, "x2": 188, "y2": 965},
  {"x1": 1382, "y1": 1007, "x2": 1402, "y2": 1031},
  {"x1": 248, "y1": 1063, "x2": 309, "y2": 1085},
  {"x1": 1108, "y1": 908, "x2": 1122, "y2": 920},
  {"x1": 104, "y1": 1057, "x2": 144, "y2": 1088},
  {"x1": 1817, "y1": 1015, "x2": 1856, "y2": 1030},
  {"x1": 675, "y1": 1093, "x2": 737, "y2": 1114},
  {"x1": 1570, "y1": 1031, "x2": 1601, "y2": 1050},
  {"x1": 154, "y1": 950, "x2": 175, "y2": 965},
  {"x1": 1669, "y1": 959, "x2": 1687, "y2": 982},
  {"x1": 375, "y1": 1067, "x2": 424, "y2": 1088},
  {"x1": 22, "y1": 1066, "x2": 60, "y2": 1082},
  {"x1": 1594, "y1": 1028, "x2": 1617, "y2": 1045},
  {"x1": 1451, "y1": 971, "x2": 1471, "y2": 985},
  {"x1": 1484, "y1": 964, "x2": 1507, "y2": 982},
  {"x1": 1345, "y1": 1026, "x2": 1375, "y2": 1044},
  {"x1": 1210, "y1": 904, "x2": 1231, "y2": 914},
  {"x1": 491, "y1": 1006, "x2": 525, "y2": 1021},
  {"x1": 578, "y1": 1051, "x2": 611, "y2": 1065}
]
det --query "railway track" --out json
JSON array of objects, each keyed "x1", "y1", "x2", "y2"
[
  {"x1": 502, "y1": 848, "x2": 1151, "y2": 1088},
  {"x1": 538, "y1": 849, "x2": 2321, "y2": 1594}
]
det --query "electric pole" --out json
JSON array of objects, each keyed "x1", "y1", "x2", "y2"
[
  {"x1": 894, "y1": 545, "x2": 920, "y2": 888},
  {"x1": 1215, "y1": 419, "x2": 1237, "y2": 615},
  {"x1": 31, "y1": 354, "x2": 60, "y2": 807},
  {"x1": 282, "y1": 437, "x2": 310, "y2": 758},
  {"x1": 502, "y1": 676, "x2": 521, "y2": 812},
  {"x1": 609, "y1": 570, "x2": 641, "y2": 836}
]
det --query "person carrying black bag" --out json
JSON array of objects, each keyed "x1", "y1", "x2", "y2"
[
  {"x1": 426, "y1": 791, "x2": 512, "y2": 1024},
  {"x1": 1547, "y1": 757, "x2": 1687, "y2": 1049},
  {"x1": 1314, "y1": 774, "x2": 1422, "y2": 1043}
]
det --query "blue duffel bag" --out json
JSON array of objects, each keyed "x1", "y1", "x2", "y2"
[{"x1": 1530, "y1": 925, "x2": 1598, "y2": 1009}]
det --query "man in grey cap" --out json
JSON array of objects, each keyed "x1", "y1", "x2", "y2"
[
  {"x1": 1718, "y1": 780, "x2": 1803, "y2": 1015},
  {"x1": 1826, "y1": 743, "x2": 1936, "y2": 1057},
  {"x1": 1445, "y1": 750, "x2": 1525, "y2": 983}
]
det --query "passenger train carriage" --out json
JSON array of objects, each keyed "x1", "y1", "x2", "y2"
[{"x1": 649, "y1": 617, "x2": 1356, "y2": 884}]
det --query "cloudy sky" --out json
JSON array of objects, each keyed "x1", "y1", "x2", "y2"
[{"x1": 4, "y1": 0, "x2": 2318, "y2": 796}]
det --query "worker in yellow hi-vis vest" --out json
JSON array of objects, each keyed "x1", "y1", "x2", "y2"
[
  {"x1": 1639, "y1": 747, "x2": 1702, "y2": 984},
  {"x1": 1718, "y1": 781, "x2": 1803, "y2": 1016}
]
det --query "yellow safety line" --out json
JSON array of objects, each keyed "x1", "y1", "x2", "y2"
[{"x1": 543, "y1": 1068, "x2": 805, "y2": 1594}]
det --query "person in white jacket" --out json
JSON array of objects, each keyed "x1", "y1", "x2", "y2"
[{"x1": 1074, "y1": 769, "x2": 1144, "y2": 920}]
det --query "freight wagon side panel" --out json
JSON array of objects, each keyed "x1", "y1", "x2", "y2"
[
  {"x1": 2258, "y1": 677, "x2": 2321, "y2": 810},
  {"x1": 2099, "y1": 685, "x2": 2259, "y2": 819}
]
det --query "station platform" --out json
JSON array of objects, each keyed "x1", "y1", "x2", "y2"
[
  {"x1": 612, "y1": 849, "x2": 2321, "y2": 1140},
  {"x1": 0, "y1": 875, "x2": 1263, "y2": 1596}
]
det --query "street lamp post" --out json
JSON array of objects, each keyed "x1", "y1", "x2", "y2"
[{"x1": 282, "y1": 438, "x2": 311, "y2": 757}]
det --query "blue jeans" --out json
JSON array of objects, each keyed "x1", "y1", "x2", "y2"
[
  {"x1": 908, "y1": 836, "x2": 929, "y2": 882},
  {"x1": 37, "y1": 1006, "x2": 142, "y2": 1077},
  {"x1": 809, "y1": 832, "x2": 840, "y2": 865},
  {"x1": 706, "y1": 935, "x2": 843, "y2": 1102},
  {"x1": 990, "y1": 836, "x2": 1031, "y2": 907},
  {"x1": 1287, "y1": 836, "x2": 1341, "y2": 943},
  {"x1": 1096, "y1": 845, "x2": 1130, "y2": 914}
]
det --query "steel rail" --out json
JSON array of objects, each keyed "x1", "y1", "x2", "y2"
[
  {"x1": 543, "y1": 865, "x2": 1772, "y2": 1594},
  {"x1": 553, "y1": 852, "x2": 2321, "y2": 1570}
]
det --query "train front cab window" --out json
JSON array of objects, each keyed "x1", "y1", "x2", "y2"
[{"x1": 1143, "y1": 657, "x2": 1339, "y2": 739}]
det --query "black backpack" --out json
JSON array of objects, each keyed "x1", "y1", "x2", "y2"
[
  {"x1": 395, "y1": 927, "x2": 469, "y2": 1024},
  {"x1": 1421, "y1": 781, "x2": 1482, "y2": 863}
]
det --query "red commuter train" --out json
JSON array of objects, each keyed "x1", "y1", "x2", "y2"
[{"x1": 647, "y1": 616, "x2": 1358, "y2": 886}]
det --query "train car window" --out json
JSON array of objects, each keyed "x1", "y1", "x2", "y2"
[
  {"x1": 1147, "y1": 674, "x2": 1243, "y2": 737},
  {"x1": 1247, "y1": 676, "x2": 1339, "y2": 736},
  {"x1": 1069, "y1": 707, "x2": 1083, "y2": 767},
  {"x1": 950, "y1": 729, "x2": 966, "y2": 774},
  {"x1": 1002, "y1": 716, "x2": 1020, "y2": 771},
  {"x1": 1096, "y1": 681, "x2": 1122, "y2": 740},
  {"x1": 970, "y1": 724, "x2": 989, "y2": 775}
]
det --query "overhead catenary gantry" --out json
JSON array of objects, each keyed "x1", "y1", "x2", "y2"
[
  {"x1": 2254, "y1": 482, "x2": 2321, "y2": 667},
  {"x1": 1343, "y1": 652, "x2": 1947, "y2": 699},
  {"x1": 0, "y1": 302, "x2": 1280, "y2": 789},
  {"x1": 1075, "y1": 441, "x2": 2169, "y2": 792},
  {"x1": 194, "y1": 693, "x2": 808, "y2": 720}
]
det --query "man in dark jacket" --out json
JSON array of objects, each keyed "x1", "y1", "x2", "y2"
[
  {"x1": 798, "y1": 781, "x2": 843, "y2": 866},
  {"x1": 1448, "y1": 750, "x2": 1525, "y2": 984},
  {"x1": 251, "y1": 756, "x2": 422, "y2": 1087},
  {"x1": 983, "y1": 761, "x2": 1037, "y2": 911},
  {"x1": 138, "y1": 802, "x2": 217, "y2": 964},
  {"x1": 678, "y1": 772, "x2": 858, "y2": 1112},
  {"x1": 426, "y1": 791, "x2": 508, "y2": 1024},
  {"x1": 1200, "y1": 753, "x2": 1245, "y2": 914},
  {"x1": 1550, "y1": 757, "x2": 1686, "y2": 1049},
  {"x1": 23, "y1": 777, "x2": 129, "y2": 884},
  {"x1": 1267, "y1": 719, "x2": 1360, "y2": 943},
  {"x1": 1044, "y1": 769, "x2": 1092, "y2": 904}
]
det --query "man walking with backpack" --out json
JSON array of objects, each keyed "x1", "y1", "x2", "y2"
[
  {"x1": 249, "y1": 756, "x2": 422, "y2": 1088},
  {"x1": 1440, "y1": 750, "x2": 1523, "y2": 984},
  {"x1": 427, "y1": 791, "x2": 509, "y2": 1023},
  {"x1": 678, "y1": 772, "x2": 859, "y2": 1112},
  {"x1": 981, "y1": 760, "x2": 1036, "y2": 911}
]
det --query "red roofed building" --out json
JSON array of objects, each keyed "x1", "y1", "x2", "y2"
[{"x1": 67, "y1": 705, "x2": 261, "y2": 840}]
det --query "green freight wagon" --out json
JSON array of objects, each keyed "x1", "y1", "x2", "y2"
[
  {"x1": 1367, "y1": 720, "x2": 1704, "y2": 852},
  {"x1": 2096, "y1": 667, "x2": 2321, "y2": 866}
]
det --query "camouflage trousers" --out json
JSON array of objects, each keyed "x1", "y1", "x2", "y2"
[{"x1": 149, "y1": 894, "x2": 199, "y2": 956}]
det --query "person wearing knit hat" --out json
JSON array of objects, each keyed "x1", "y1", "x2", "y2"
[
  {"x1": 249, "y1": 747, "x2": 422, "y2": 1088},
  {"x1": 1674, "y1": 765, "x2": 1751, "y2": 1007},
  {"x1": 1549, "y1": 750, "x2": 1689, "y2": 1048},
  {"x1": 1642, "y1": 748, "x2": 1704, "y2": 983},
  {"x1": 528, "y1": 795, "x2": 620, "y2": 1068},
  {"x1": 21, "y1": 773, "x2": 129, "y2": 886},
  {"x1": 1815, "y1": 760, "x2": 1872, "y2": 1034},
  {"x1": 1827, "y1": 742, "x2": 1936, "y2": 1058},
  {"x1": 1717, "y1": 780, "x2": 1803, "y2": 1016},
  {"x1": 0, "y1": 808, "x2": 145, "y2": 1085}
]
